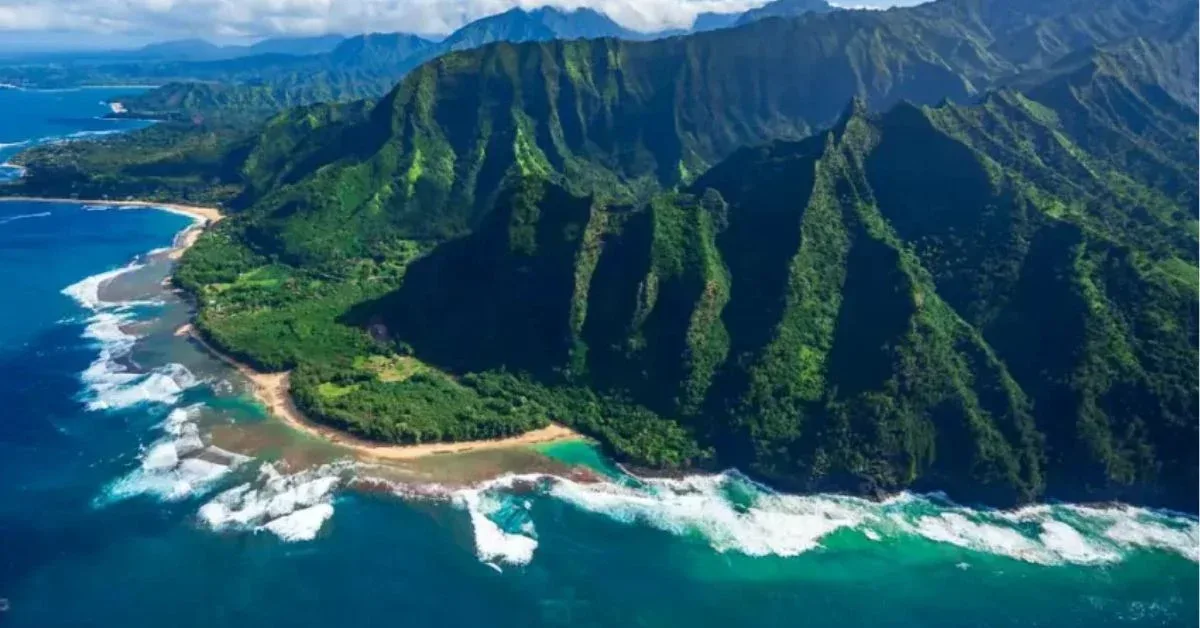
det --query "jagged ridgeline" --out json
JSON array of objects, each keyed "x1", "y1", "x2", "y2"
[
  {"x1": 229, "y1": 0, "x2": 1192, "y2": 263},
  {"x1": 372, "y1": 80, "x2": 1197, "y2": 507},
  {"x1": 180, "y1": 0, "x2": 1198, "y2": 508}
]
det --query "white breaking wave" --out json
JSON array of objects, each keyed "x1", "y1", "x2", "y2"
[
  {"x1": 548, "y1": 473, "x2": 865, "y2": 557},
  {"x1": 85, "y1": 361, "x2": 198, "y2": 411},
  {"x1": 451, "y1": 475, "x2": 542, "y2": 568},
  {"x1": 62, "y1": 262, "x2": 144, "y2": 310},
  {"x1": 62, "y1": 261, "x2": 198, "y2": 412},
  {"x1": 100, "y1": 405, "x2": 250, "y2": 504},
  {"x1": 0, "y1": 211, "x2": 51, "y2": 225},
  {"x1": 0, "y1": 139, "x2": 28, "y2": 149},
  {"x1": 426, "y1": 470, "x2": 1199, "y2": 569},
  {"x1": 262, "y1": 504, "x2": 337, "y2": 542},
  {"x1": 198, "y1": 462, "x2": 348, "y2": 542}
]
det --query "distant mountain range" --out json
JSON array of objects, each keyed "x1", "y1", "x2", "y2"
[
  {"x1": 0, "y1": 0, "x2": 834, "y2": 114},
  {"x1": 735, "y1": 0, "x2": 835, "y2": 26}
]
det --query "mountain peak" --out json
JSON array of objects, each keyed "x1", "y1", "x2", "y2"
[
  {"x1": 441, "y1": 4, "x2": 635, "y2": 51},
  {"x1": 735, "y1": 0, "x2": 835, "y2": 26}
]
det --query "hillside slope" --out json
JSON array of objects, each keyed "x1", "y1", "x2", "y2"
[
  {"x1": 225, "y1": 0, "x2": 1192, "y2": 264},
  {"x1": 369, "y1": 84, "x2": 1196, "y2": 507},
  {"x1": 170, "y1": 0, "x2": 1198, "y2": 509}
]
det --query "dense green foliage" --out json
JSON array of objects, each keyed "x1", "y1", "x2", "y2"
[
  {"x1": 160, "y1": 0, "x2": 1196, "y2": 508},
  {"x1": 179, "y1": 218, "x2": 705, "y2": 459},
  {"x1": 1, "y1": 7, "x2": 686, "y2": 122},
  {"x1": 217, "y1": 0, "x2": 1191, "y2": 265},
  {"x1": 372, "y1": 80, "x2": 1196, "y2": 507},
  {"x1": 1, "y1": 121, "x2": 251, "y2": 205}
]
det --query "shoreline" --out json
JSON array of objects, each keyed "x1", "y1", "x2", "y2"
[
  {"x1": 15, "y1": 193, "x2": 586, "y2": 462},
  {"x1": 178, "y1": 323, "x2": 587, "y2": 462},
  {"x1": 0, "y1": 196, "x2": 223, "y2": 224}
]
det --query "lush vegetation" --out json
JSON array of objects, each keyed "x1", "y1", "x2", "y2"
[
  {"x1": 85, "y1": 0, "x2": 1197, "y2": 509},
  {"x1": 0, "y1": 5, "x2": 748, "y2": 122},
  {"x1": 362, "y1": 74, "x2": 1196, "y2": 507},
  {"x1": 179, "y1": 217, "x2": 708, "y2": 463},
  {"x1": 1, "y1": 120, "x2": 251, "y2": 205},
  {"x1": 198, "y1": 0, "x2": 1191, "y2": 266}
]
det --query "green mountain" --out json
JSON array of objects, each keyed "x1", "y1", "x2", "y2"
[
  {"x1": 247, "y1": 34, "x2": 348, "y2": 57},
  {"x1": 224, "y1": 0, "x2": 1191, "y2": 263},
  {"x1": 99, "y1": 8, "x2": 658, "y2": 121},
  {"x1": 690, "y1": 12, "x2": 743, "y2": 32},
  {"x1": 734, "y1": 0, "x2": 834, "y2": 27},
  {"x1": 105, "y1": 33, "x2": 439, "y2": 117},
  {"x1": 326, "y1": 33, "x2": 437, "y2": 68},
  {"x1": 361, "y1": 67, "x2": 1196, "y2": 507},
  {"x1": 440, "y1": 7, "x2": 642, "y2": 51},
  {"x1": 132, "y1": 35, "x2": 349, "y2": 61},
  {"x1": 23, "y1": 0, "x2": 1195, "y2": 508},
  {"x1": 133, "y1": 39, "x2": 233, "y2": 62}
]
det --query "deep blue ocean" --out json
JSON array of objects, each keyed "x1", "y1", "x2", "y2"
[{"x1": 0, "y1": 87, "x2": 1196, "y2": 628}]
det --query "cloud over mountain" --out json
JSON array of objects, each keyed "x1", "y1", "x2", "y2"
[{"x1": 0, "y1": 0, "x2": 921, "y2": 38}]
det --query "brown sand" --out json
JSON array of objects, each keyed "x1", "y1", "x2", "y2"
[
  {"x1": 167, "y1": 225, "x2": 208, "y2": 260},
  {"x1": 179, "y1": 324, "x2": 585, "y2": 461},
  {"x1": 31, "y1": 194, "x2": 584, "y2": 461}
]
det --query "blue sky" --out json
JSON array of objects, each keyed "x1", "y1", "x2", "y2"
[{"x1": 0, "y1": 0, "x2": 926, "y2": 48}]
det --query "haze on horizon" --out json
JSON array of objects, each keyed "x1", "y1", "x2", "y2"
[{"x1": 0, "y1": 0, "x2": 926, "y2": 51}]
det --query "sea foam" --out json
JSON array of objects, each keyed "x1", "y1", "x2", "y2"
[
  {"x1": 100, "y1": 404, "x2": 249, "y2": 503},
  {"x1": 548, "y1": 472, "x2": 863, "y2": 557},
  {"x1": 198, "y1": 462, "x2": 348, "y2": 542},
  {"x1": 62, "y1": 260, "x2": 197, "y2": 411},
  {"x1": 62, "y1": 262, "x2": 144, "y2": 310},
  {"x1": 452, "y1": 476, "x2": 542, "y2": 568},
  {"x1": 432, "y1": 470, "x2": 1200, "y2": 568}
]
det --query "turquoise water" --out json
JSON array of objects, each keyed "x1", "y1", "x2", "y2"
[{"x1": 0, "y1": 88, "x2": 1197, "y2": 627}]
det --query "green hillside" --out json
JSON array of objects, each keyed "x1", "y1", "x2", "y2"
[
  {"x1": 359, "y1": 82, "x2": 1195, "y2": 506},
  {"x1": 221, "y1": 0, "x2": 1192, "y2": 264},
  {"x1": 163, "y1": 0, "x2": 1197, "y2": 509}
]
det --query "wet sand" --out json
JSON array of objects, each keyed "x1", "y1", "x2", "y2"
[{"x1": 179, "y1": 323, "x2": 587, "y2": 462}]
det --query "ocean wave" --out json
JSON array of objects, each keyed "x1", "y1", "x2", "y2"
[
  {"x1": 84, "y1": 359, "x2": 198, "y2": 412},
  {"x1": 547, "y1": 473, "x2": 865, "y2": 558},
  {"x1": 100, "y1": 405, "x2": 250, "y2": 504},
  {"x1": 0, "y1": 139, "x2": 29, "y2": 149},
  {"x1": 420, "y1": 470, "x2": 1199, "y2": 569},
  {"x1": 0, "y1": 211, "x2": 51, "y2": 226},
  {"x1": 198, "y1": 462, "x2": 349, "y2": 542},
  {"x1": 62, "y1": 262, "x2": 145, "y2": 310},
  {"x1": 451, "y1": 476, "x2": 542, "y2": 568},
  {"x1": 63, "y1": 261, "x2": 195, "y2": 412}
]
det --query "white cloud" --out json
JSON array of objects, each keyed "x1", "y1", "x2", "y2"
[{"x1": 0, "y1": 0, "x2": 923, "y2": 39}]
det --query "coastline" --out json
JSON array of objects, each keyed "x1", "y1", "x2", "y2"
[
  {"x1": 177, "y1": 322, "x2": 586, "y2": 462},
  {"x1": 0, "y1": 196, "x2": 223, "y2": 224},
  {"x1": 13, "y1": 194, "x2": 584, "y2": 463}
]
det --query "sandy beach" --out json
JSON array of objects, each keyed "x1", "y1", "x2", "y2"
[
  {"x1": 12, "y1": 193, "x2": 584, "y2": 460},
  {"x1": 178, "y1": 323, "x2": 585, "y2": 461}
]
